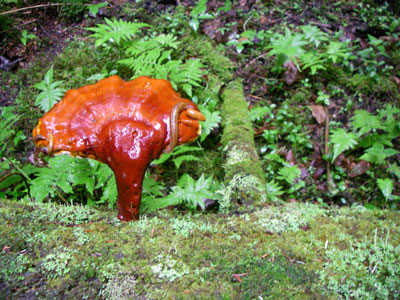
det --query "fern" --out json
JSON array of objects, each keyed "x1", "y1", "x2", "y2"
[
  {"x1": 87, "y1": 18, "x2": 149, "y2": 46},
  {"x1": 31, "y1": 156, "x2": 101, "y2": 203},
  {"x1": 265, "y1": 180, "x2": 284, "y2": 201},
  {"x1": 152, "y1": 145, "x2": 202, "y2": 169},
  {"x1": 330, "y1": 128, "x2": 358, "y2": 162},
  {"x1": 141, "y1": 173, "x2": 220, "y2": 213},
  {"x1": 267, "y1": 26, "x2": 307, "y2": 69},
  {"x1": 249, "y1": 106, "x2": 270, "y2": 123},
  {"x1": 0, "y1": 106, "x2": 24, "y2": 156},
  {"x1": 169, "y1": 173, "x2": 215, "y2": 211},
  {"x1": 93, "y1": 162, "x2": 117, "y2": 206},
  {"x1": 377, "y1": 178, "x2": 394, "y2": 201},
  {"x1": 299, "y1": 51, "x2": 326, "y2": 75},
  {"x1": 300, "y1": 25, "x2": 328, "y2": 48},
  {"x1": 351, "y1": 110, "x2": 385, "y2": 136},
  {"x1": 89, "y1": 20, "x2": 205, "y2": 97},
  {"x1": 31, "y1": 156, "x2": 75, "y2": 202},
  {"x1": 34, "y1": 66, "x2": 66, "y2": 112},
  {"x1": 140, "y1": 173, "x2": 167, "y2": 213},
  {"x1": 359, "y1": 143, "x2": 399, "y2": 165},
  {"x1": 199, "y1": 107, "x2": 221, "y2": 141},
  {"x1": 277, "y1": 165, "x2": 300, "y2": 185},
  {"x1": 325, "y1": 41, "x2": 353, "y2": 63},
  {"x1": 387, "y1": 163, "x2": 400, "y2": 181},
  {"x1": 171, "y1": 59, "x2": 205, "y2": 97}
]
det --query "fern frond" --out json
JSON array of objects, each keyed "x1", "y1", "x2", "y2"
[
  {"x1": 277, "y1": 165, "x2": 300, "y2": 185},
  {"x1": 330, "y1": 128, "x2": 358, "y2": 162},
  {"x1": 155, "y1": 34, "x2": 180, "y2": 48},
  {"x1": 200, "y1": 108, "x2": 221, "y2": 141},
  {"x1": 351, "y1": 110, "x2": 385, "y2": 136},
  {"x1": 377, "y1": 178, "x2": 393, "y2": 200},
  {"x1": 173, "y1": 155, "x2": 201, "y2": 169},
  {"x1": 171, "y1": 59, "x2": 205, "y2": 97},
  {"x1": 360, "y1": 143, "x2": 399, "y2": 165},
  {"x1": 34, "y1": 66, "x2": 66, "y2": 112},
  {"x1": 87, "y1": 18, "x2": 149, "y2": 46}
]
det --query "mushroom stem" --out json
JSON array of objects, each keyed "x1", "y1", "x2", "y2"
[{"x1": 166, "y1": 102, "x2": 189, "y2": 153}]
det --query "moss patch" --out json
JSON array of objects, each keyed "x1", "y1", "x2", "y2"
[{"x1": 1, "y1": 200, "x2": 399, "y2": 299}]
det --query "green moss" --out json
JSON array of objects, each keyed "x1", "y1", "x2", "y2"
[
  {"x1": 344, "y1": 73, "x2": 399, "y2": 99},
  {"x1": 1, "y1": 199, "x2": 399, "y2": 299},
  {"x1": 220, "y1": 80, "x2": 266, "y2": 208},
  {"x1": 183, "y1": 35, "x2": 234, "y2": 83}
]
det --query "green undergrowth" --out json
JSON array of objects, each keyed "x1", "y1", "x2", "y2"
[{"x1": 1, "y1": 199, "x2": 399, "y2": 299}]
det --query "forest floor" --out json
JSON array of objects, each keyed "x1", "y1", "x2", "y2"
[{"x1": 1, "y1": 0, "x2": 400, "y2": 299}]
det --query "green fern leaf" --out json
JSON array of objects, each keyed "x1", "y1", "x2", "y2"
[
  {"x1": 360, "y1": 143, "x2": 399, "y2": 164},
  {"x1": 388, "y1": 163, "x2": 400, "y2": 180},
  {"x1": 34, "y1": 66, "x2": 66, "y2": 112},
  {"x1": 173, "y1": 173, "x2": 214, "y2": 210},
  {"x1": 377, "y1": 178, "x2": 393, "y2": 200},
  {"x1": 155, "y1": 34, "x2": 180, "y2": 49},
  {"x1": 249, "y1": 106, "x2": 270, "y2": 122},
  {"x1": 152, "y1": 145, "x2": 202, "y2": 165},
  {"x1": 173, "y1": 155, "x2": 201, "y2": 169},
  {"x1": 351, "y1": 110, "x2": 385, "y2": 136},
  {"x1": 267, "y1": 26, "x2": 307, "y2": 69},
  {"x1": 300, "y1": 25, "x2": 328, "y2": 48},
  {"x1": 87, "y1": 18, "x2": 149, "y2": 46},
  {"x1": 277, "y1": 165, "x2": 300, "y2": 185},
  {"x1": 200, "y1": 108, "x2": 221, "y2": 141},
  {"x1": 266, "y1": 180, "x2": 284, "y2": 201},
  {"x1": 299, "y1": 51, "x2": 326, "y2": 75},
  {"x1": 170, "y1": 59, "x2": 205, "y2": 97},
  {"x1": 31, "y1": 157, "x2": 74, "y2": 202},
  {"x1": 330, "y1": 128, "x2": 358, "y2": 162}
]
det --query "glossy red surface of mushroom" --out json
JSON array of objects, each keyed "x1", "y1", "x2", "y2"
[{"x1": 32, "y1": 75, "x2": 205, "y2": 221}]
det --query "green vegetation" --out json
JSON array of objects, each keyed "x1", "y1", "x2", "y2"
[{"x1": 1, "y1": 0, "x2": 400, "y2": 298}]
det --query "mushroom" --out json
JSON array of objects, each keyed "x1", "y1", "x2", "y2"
[{"x1": 32, "y1": 75, "x2": 205, "y2": 221}]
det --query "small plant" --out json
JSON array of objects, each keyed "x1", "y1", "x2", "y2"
[
  {"x1": 20, "y1": 29, "x2": 37, "y2": 46},
  {"x1": 88, "y1": 2, "x2": 107, "y2": 17},
  {"x1": 189, "y1": 0, "x2": 213, "y2": 32},
  {"x1": 34, "y1": 66, "x2": 66, "y2": 112}
]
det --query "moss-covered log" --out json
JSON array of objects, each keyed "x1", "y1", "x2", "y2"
[{"x1": 220, "y1": 79, "x2": 266, "y2": 210}]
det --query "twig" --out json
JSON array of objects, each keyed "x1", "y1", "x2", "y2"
[
  {"x1": 0, "y1": 3, "x2": 90, "y2": 16},
  {"x1": 52, "y1": 186, "x2": 69, "y2": 205},
  {"x1": 324, "y1": 106, "x2": 336, "y2": 193}
]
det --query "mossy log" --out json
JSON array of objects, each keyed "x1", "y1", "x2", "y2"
[{"x1": 221, "y1": 79, "x2": 266, "y2": 210}]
